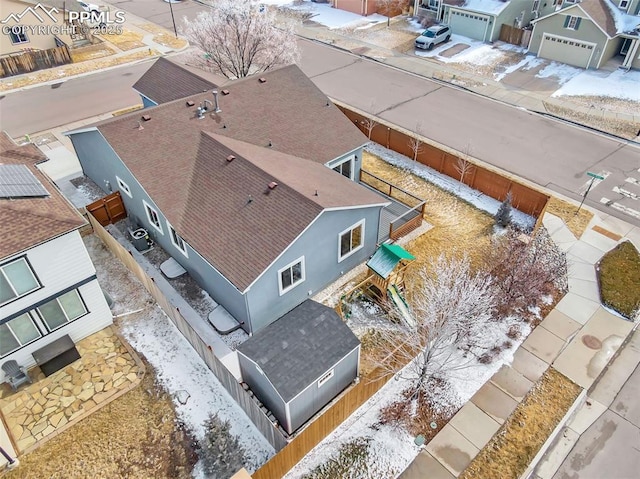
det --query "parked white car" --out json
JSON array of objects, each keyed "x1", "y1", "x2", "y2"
[{"x1": 415, "y1": 24, "x2": 451, "y2": 50}]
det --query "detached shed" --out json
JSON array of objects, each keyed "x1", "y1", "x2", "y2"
[{"x1": 237, "y1": 300, "x2": 360, "y2": 434}]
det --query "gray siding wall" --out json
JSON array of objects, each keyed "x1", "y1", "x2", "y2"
[
  {"x1": 599, "y1": 36, "x2": 622, "y2": 68},
  {"x1": 246, "y1": 207, "x2": 382, "y2": 334},
  {"x1": 287, "y1": 346, "x2": 359, "y2": 434},
  {"x1": 237, "y1": 352, "x2": 288, "y2": 431},
  {"x1": 529, "y1": 10, "x2": 607, "y2": 69},
  {"x1": 69, "y1": 130, "x2": 250, "y2": 328},
  {"x1": 497, "y1": 0, "x2": 538, "y2": 38}
]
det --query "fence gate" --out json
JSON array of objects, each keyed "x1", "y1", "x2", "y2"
[
  {"x1": 499, "y1": 24, "x2": 524, "y2": 46},
  {"x1": 86, "y1": 191, "x2": 126, "y2": 226}
]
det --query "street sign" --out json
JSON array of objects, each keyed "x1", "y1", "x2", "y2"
[{"x1": 587, "y1": 172, "x2": 605, "y2": 180}]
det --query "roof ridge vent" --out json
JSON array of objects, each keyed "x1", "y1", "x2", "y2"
[
  {"x1": 221, "y1": 89, "x2": 230, "y2": 95},
  {"x1": 141, "y1": 114, "x2": 151, "y2": 122},
  {"x1": 186, "y1": 100, "x2": 195, "y2": 107},
  {"x1": 259, "y1": 77, "x2": 267, "y2": 83},
  {"x1": 226, "y1": 154, "x2": 235, "y2": 162},
  {"x1": 268, "y1": 181, "x2": 278, "y2": 190}
]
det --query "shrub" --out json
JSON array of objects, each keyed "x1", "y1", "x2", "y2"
[
  {"x1": 598, "y1": 241, "x2": 640, "y2": 319},
  {"x1": 495, "y1": 192, "x2": 513, "y2": 228},
  {"x1": 302, "y1": 438, "x2": 371, "y2": 479},
  {"x1": 199, "y1": 413, "x2": 246, "y2": 479}
]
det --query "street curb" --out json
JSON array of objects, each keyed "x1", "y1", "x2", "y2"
[{"x1": 0, "y1": 55, "x2": 160, "y2": 96}]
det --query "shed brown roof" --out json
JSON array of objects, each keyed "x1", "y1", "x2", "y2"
[
  {"x1": 0, "y1": 132, "x2": 86, "y2": 260},
  {"x1": 132, "y1": 57, "x2": 221, "y2": 105}
]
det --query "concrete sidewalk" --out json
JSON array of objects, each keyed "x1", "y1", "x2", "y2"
[{"x1": 399, "y1": 212, "x2": 639, "y2": 479}]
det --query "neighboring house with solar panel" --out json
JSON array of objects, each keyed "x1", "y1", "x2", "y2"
[{"x1": 0, "y1": 132, "x2": 112, "y2": 383}]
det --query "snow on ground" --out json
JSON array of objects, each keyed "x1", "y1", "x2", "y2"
[
  {"x1": 405, "y1": 17, "x2": 426, "y2": 32},
  {"x1": 119, "y1": 306, "x2": 275, "y2": 473},
  {"x1": 552, "y1": 68, "x2": 640, "y2": 102},
  {"x1": 366, "y1": 143, "x2": 536, "y2": 231},
  {"x1": 494, "y1": 54, "x2": 544, "y2": 82},
  {"x1": 535, "y1": 62, "x2": 583, "y2": 86},
  {"x1": 285, "y1": 303, "x2": 531, "y2": 478},
  {"x1": 288, "y1": 1, "x2": 387, "y2": 29}
]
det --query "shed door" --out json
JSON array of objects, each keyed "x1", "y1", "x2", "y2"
[
  {"x1": 449, "y1": 9, "x2": 490, "y2": 41},
  {"x1": 539, "y1": 34, "x2": 594, "y2": 68}
]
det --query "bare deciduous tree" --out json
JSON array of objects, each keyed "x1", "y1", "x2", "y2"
[
  {"x1": 454, "y1": 144, "x2": 474, "y2": 190},
  {"x1": 408, "y1": 122, "x2": 424, "y2": 162},
  {"x1": 360, "y1": 101, "x2": 379, "y2": 140},
  {"x1": 377, "y1": 0, "x2": 405, "y2": 27},
  {"x1": 486, "y1": 229, "x2": 567, "y2": 316},
  {"x1": 374, "y1": 255, "x2": 498, "y2": 400},
  {"x1": 182, "y1": 0, "x2": 300, "y2": 79}
]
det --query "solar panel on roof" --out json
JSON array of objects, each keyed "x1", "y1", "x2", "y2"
[{"x1": 0, "y1": 164, "x2": 49, "y2": 199}]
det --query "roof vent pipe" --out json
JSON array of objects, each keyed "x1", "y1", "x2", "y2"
[{"x1": 212, "y1": 91, "x2": 222, "y2": 113}]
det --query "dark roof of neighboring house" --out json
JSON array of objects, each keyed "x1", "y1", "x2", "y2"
[
  {"x1": 0, "y1": 132, "x2": 86, "y2": 260},
  {"x1": 77, "y1": 65, "x2": 378, "y2": 290},
  {"x1": 238, "y1": 300, "x2": 360, "y2": 403},
  {"x1": 580, "y1": 0, "x2": 618, "y2": 37},
  {"x1": 132, "y1": 57, "x2": 220, "y2": 105}
]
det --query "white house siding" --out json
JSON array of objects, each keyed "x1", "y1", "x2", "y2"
[
  {"x1": 1, "y1": 231, "x2": 96, "y2": 318},
  {"x1": 1, "y1": 231, "x2": 113, "y2": 382}
]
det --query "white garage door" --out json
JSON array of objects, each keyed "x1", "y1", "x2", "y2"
[
  {"x1": 539, "y1": 34, "x2": 595, "y2": 68},
  {"x1": 449, "y1": 9, "x2": 490, "y2": 41}
]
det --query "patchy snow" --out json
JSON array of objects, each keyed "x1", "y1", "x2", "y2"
[
  {"x1": 119, "y1": 305, "x2": 275, "y2": 473},
  {"x1": 406, "y1": 17, "x2": 427, "y2": 33},
  {"x1": 552, "y1": 68, "x2": 640, "y2": 102},
  {"x1": 494, "y1": 54, "x2": 544, "y2": 82},
  {"x1": 535, "y1": 62, "x2": 582, "y2": 85},
  {"x1": 603, "y1": 0, "x2": 640, "y2": 33},
  {"x1": 289, "y1": 1, "x2": 388, "y2": 29},
  {"x1": 459, "y1": 0, "x2": 511, "y2": 15},
  {"x1": 366, "y1": 143, "x2": 536, "y2": 231},
  {"x1": 284, "y1": 308, "x2": 531, "y2": 478}
]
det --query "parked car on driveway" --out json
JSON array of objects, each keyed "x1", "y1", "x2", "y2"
[{"x1": 415, "y1": 25, "x2": 451, "y2": 50}]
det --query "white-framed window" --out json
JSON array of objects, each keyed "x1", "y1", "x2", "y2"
[
  {"x1": 143, "y1": 200, "x2": 163, "y2": 234},
  {"x1": 167, "y1": 222, "x2": 188, "y2": 257},
  {"x1": 116, "y1": 176, "x2": 132, "y2": 198},
  {"x1": 619, "y1": 0, "x2": 629, "y2": 10},
  {"x1": 8, "y1": 27, "x2": 28, "y2": 45},
  {"x1": 338, "y1": 220, "x2": 365, "y2": 262},
  {"x1": 532, "y1": 0, "x2": 540, "y2": 12},
  {"x1": 565, "y1": 15, "x2": 581, "y2": 30},
  {"x1": 278, "y1": 257, "x2": 305, "y2": 295},
  {"x1": 0, "y1": 257, "x2": 40, "y2": 306},
  {"x1": 0, "y1": 312, "x2": 42, "y2": 357},
  {"x1": 332, "y1": 156, "x2": 354, "y2": 180},
  {"x1": 37, "y1": 289, "x2": 87, "y2": 332},
  {"x1": 318, "y1": 369, "x2": 334, "y2": 388}
]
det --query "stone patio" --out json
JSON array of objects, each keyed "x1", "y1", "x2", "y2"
[{"x1": 0, "y1": 326, "x2": 144, "y2": 454}]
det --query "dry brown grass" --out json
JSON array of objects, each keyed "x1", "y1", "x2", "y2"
[
  {"x1": 460, "y1": 368, "x2": 581, "y2": 479},
  {"x1": 545, "y1": 196, "x2": 593, "y2": 239},
  {"x1": 138, "y1": 23, "x2": 189, "y2": 50},
  {"x1": 544, "y1": 101, "x2": 639, "y2": 140},
  {"x1": 5, "y1": 363, "x2": 196, "y2": 479},
  {"x1": 103, "y1": 29, "x2": 146, "y2": 51},
  {"x1": 70, "y1": 43, "x2": 116, "y2": 63},
  {"x1": 363, "y1": 151, "x2": 495, "y2": 294}
]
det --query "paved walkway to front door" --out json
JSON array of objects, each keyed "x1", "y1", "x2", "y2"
[{"x1": 0, "y1": 326, "x2": 144, "y2": 454}]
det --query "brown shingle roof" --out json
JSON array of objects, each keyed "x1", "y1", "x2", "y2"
[
  {"x1": 0, "y1": 132, "x2": 86, "y2": 260},
  {"x1": 580, "y1": 0, "x2": 618, "y2": 37},
  {"x1": 132, "y1": 57, "x2": 220, "y2": 105},
  {"x1": 81, "y1": 65, "x2": 375, "y2": 289}
]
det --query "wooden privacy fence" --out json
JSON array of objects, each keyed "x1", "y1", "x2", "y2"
[
  {"x1": 341, "y1": 106, "x2": 550, "y2": 219},
  {"x1": 0, "y1": 45, "x2": 72, "y2": 78},
  {"x1": 499, "y1": 24, "x2": 525, "y2": 46},
  {"x1": 86, "y1": 191, "x2": 127, "y2": 226},
  {"x1": 86, "y1": 213, "x2": 288, "y2": 452},
  {"x1": 253, "y1": 368, "x2": 392, "y2": 479}
]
